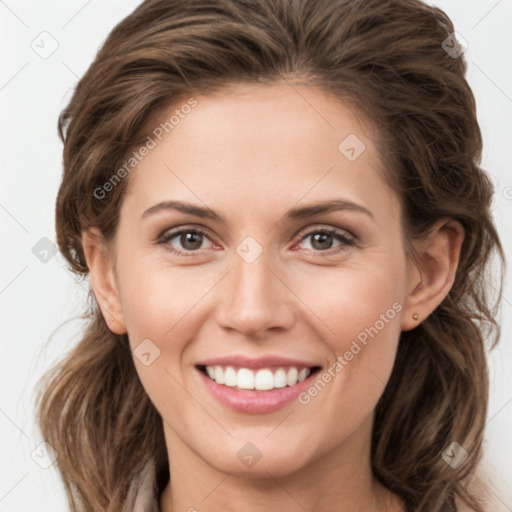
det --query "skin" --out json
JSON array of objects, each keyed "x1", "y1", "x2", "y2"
[{"x1": 83, "y1": 81, "x2": 464, "y2": 511}]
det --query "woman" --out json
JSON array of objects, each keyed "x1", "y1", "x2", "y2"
[{"x1": 36, "y1": 0, "x2": 504, "y2": 511}]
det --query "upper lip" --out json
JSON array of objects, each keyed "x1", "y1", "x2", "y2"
[{"x1": 196, "y1": 355, "x2": 321, "y2": 369}]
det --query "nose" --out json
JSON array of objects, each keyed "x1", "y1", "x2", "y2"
[{"x1": 215, "y1": 248, "x2": 295, "y2": 339}]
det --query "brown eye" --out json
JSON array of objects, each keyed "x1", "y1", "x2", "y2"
[
  {"x1": 297, "y1": 228, "x2": 355, "y2": 254},
  {"x1": 177, "y1": 231, "x2": 205, "y2": 251},
  {"x1": 158, "y1": 227, "x2": 214, "y2": 255}
]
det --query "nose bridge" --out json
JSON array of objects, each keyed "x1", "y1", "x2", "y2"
[{"x1": 216, "y1": 239, "x2": 294, "y2": 336}]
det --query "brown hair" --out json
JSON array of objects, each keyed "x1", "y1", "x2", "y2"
[{"x1": 35, "y1": 0, "x2": 504, "y2": 510}]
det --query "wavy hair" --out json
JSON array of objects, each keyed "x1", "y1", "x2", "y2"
[{"x1": 35, "y1": 0, "x2": 504, "y2": 510}]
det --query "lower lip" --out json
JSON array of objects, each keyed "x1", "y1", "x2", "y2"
[{"x1": 198, "y1": 368, "x2": 317, "y2": 413}]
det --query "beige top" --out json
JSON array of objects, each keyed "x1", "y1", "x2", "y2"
[{"x1": 123, "y1": 457, "x2": 165, "y2": 512}]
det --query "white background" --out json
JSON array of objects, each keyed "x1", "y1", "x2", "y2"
[{"x1": 1, "y1": 0, "x2": 511, "y2": 510}]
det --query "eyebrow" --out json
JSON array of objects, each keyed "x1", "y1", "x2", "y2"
[{"x1": 142, "y1": 199, "x2": 374, "y2": 222}]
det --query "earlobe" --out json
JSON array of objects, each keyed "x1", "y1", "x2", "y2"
[
  {"x1": 82, "y1": 228, "x2": 127, "y2": 335},
  {"x1": 401, "y1": 219, "x2": 465, "y2": 331}
]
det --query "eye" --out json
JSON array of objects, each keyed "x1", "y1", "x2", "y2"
[
  {"x1": 294, "y1": 227, "x2": 355, "y2": 255},
  {"x1": 157, "y1": 226, "x2": 215, "y2": 256},
  {"x1": 157, "y1": 225, "x2": 356, "y2": 257}
]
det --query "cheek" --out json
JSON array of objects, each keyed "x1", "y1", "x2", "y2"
[
  {"x1": 117, "y1": 260, "x2": 201, "y2": 418},
  {"x1": 293, "y1": 257, "x2": 404, "y2": 419},
  {"x1": 115, "y1": 256, "x2": 217, "y2": 401},
  {"x1": 117, "y1": 254, "x2": 202, "y2": 344},
  {"x1": 294, "y1": 254, "x2": 404, "y2": 348}
]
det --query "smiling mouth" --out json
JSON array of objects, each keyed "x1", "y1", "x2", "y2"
[{"x1": 196, "y1": 364, "x2": 321, "y2": 392}]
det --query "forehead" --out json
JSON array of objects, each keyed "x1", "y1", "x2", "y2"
[{"x1": 122, "y1": 81, "x2": 400, "y2": 226}]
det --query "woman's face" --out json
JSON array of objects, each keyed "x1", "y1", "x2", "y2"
[{"x1": 107, "y1": 82, "x2": 413, "y2": 477}]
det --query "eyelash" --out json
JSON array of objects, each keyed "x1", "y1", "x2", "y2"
[{"x1": 157, "y1": 225, "x2": 356, "y2": 257}]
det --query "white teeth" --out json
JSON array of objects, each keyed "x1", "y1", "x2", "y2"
[
  {"x1": 274, "y1": 368, "x2": 287, "y2": 388},
  {"x1": 203, "y1": 365, "x2": 312, "y2": 391},
  {"x1": 254, "y1": 369, "x2": 274, "y2": 391},
  {"x1": 237, "y1": 368, "x2": 255, "y2": 389},
  {"x1": 224, "y1": 366, "x2": 237, "y2": 387},
  {"x1": 298, "y1": 368, "x2": 309, "y2": 382},
  {"x1": 214, "y1": 365, "x2": 224, "y2": 384},
  {"x1": 286, "y1": 367, "x2": 298, "y2": 386}
]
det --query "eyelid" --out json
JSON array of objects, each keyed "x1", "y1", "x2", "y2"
[
  {"x1": 294, "y1": 224, "x2": 356, "y2": 243},
  {"x1": 156, "y1": 224, "x2": 212, "y2": 242}
]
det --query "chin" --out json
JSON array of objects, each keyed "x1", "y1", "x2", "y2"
[{"x1": 196, "y1": 431, "x2": 322, "y2": 479}]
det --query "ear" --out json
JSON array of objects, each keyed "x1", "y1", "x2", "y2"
[
  {"x1": 401, "y1": 219, "x2": 465, "y2": 331},
  {"x1": 82, "y1": 227, "x2": 127, "y2": 335}
]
